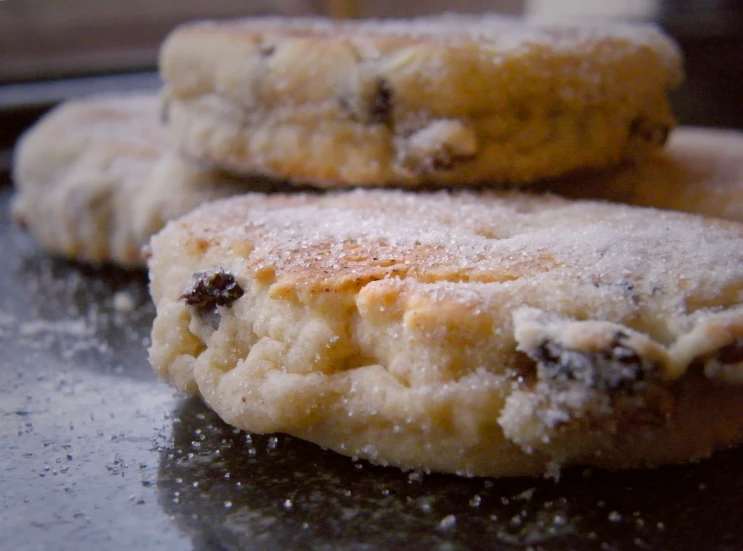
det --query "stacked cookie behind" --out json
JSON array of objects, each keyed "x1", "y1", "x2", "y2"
[
  {"x1": 159, "y1": 14, "x2": 681, "y2": 187},
  {"x1": 11, "y1": 94, "x2": 294, "y2": 267},
  {"x1": 11, "y1": 14, "x2": 743, "y2": 477}
]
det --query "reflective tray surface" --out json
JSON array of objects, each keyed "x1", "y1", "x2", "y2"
[{"x1": 1, "y1": 184, "x2": 743, "y2": 551}]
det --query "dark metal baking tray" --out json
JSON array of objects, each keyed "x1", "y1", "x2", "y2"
[
  {"x1": 2, "y1": 162, "x2": 743, "y2": 551},
  {"x1": 2, "y1": 64, "x2": 743, "y2": 549},
  {"x1": 2, "y1": 181, "x2": 743, "y2": 551}
]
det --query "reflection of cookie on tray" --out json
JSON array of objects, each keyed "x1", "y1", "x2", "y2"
[
  {"x1": 148, "y1": 190, "x2": 743, "y2": 477},
  {"x1": 550, "y1": 127, "x2": 743, "y2": 222},
  {"x1": 160, "y1": 15, "x2": 682, "y2": 188},
  {"x1": 158, "y1": 397, "x2": 743, "y2": 549},
  {"x1": 11, "y1": 93, "x2": 286, "y2": 267}
]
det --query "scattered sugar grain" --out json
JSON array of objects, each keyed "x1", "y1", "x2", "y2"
[
  {"x1": 515, "y1": 487, "x2": 536, "y2": 501},
  {"x1": 438, "y1": 514, "x2": 456, "y2": 531},
  {"x1": 112, "y1": 290, "x2": 135, "y2": 313}
]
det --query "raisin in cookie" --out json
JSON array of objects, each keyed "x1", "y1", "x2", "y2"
[
  {"x1": 147, "y1": 189, "x2": 743, "y2": 477},
  {"x1": 549, "y1": 127, "x2": 743, "y2": 221},
  {"x1": 160, "y1": 14, "x2": 681, "y2": 188},
  {"x1": 11, "y1": 93, "x2": 285, "y2": 267}
]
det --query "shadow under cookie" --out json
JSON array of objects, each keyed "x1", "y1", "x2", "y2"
[{"x1": 157, "y1": 396, "x2": 743, "y2": 551}]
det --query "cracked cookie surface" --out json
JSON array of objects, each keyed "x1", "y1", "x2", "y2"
[
  {"x1": 160, "y1": 14, "x2": 681, "y2": 188},
  {"x1": 11, "y1": 93, "x2": 288, "y2": 267},
  {"x1": 148, "y1": 189, "x2": 743, "y2": 477}
]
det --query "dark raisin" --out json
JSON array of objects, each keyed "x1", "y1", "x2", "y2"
[
  {"x1": 629, "y1": 117, "x2": 644, "y2": 135},
  {"x1": 533, "y1": 334, "x2": 652, "y2": 394},
  {"x1": 259, "y1": 44, "x2": 276, "y2": 56},
  {"x1": 620, "y1": 281, "x2": 635, "y2": 293},
  {"x1": 713, "y1": 338, "x2": 743, "y2": 365},
  {"x1": 612, "y1": 344, "x2": 641, "y2": 365},
  {"x1": 180, "y1": 268, "x2": 244, "y2": 311},
  {"x1": 629, "y1": 117, "x2": 670, "y2": 146},
  {"x1": 430, "y1": 152, "x2": 454, "y2": 171},
  {"x1": 535, "y1": 341, "x2": 596, "y2": 385},
  {"x1": 608, "y1": 331, "x2": 640, "y2": 366},
  {"x1": 369, "y1": 78, "x2": 393, "y2": 126}
]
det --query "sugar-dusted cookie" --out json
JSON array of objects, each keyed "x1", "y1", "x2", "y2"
[
  {"x1": 148, "y1": 189, "x2": 743, "y2": 477},
  {"x1": 11, "y1": 93, "x2": 284, "y2": 267},
  {"x1": 160, "y1": 15, "x2": 682, "y2": 188}
]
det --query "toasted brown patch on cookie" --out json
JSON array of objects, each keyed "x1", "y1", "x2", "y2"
[{"x1": 149, "y1": 190, "x2": 743, "y2": 477}]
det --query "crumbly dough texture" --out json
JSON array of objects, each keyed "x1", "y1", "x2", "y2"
[
  {"x1": 160, "y1": 14, "x2": 682, "y2": 188},
  {"x1": 549, "y1": 126, "x2": 743, "y2": 222},
  {"x1": 11, "y1": 93, "x2": 283, "y2": 267},
  {"x1": 148, "y1": 190, "x2": 743, "y2": 477}
]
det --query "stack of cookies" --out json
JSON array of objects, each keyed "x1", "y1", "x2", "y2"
[{"x1": 12, "y1": 14, "x2": 743, "y2": 478}]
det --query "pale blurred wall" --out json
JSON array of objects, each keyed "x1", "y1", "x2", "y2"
[
  {"x1": 353, "y1": 0, "x2": 524, "y2": 17},
  {"x1": 0, "y1": 0, "x2": 526, "y2": 82},
  {"x1": 0, "y1": 0, "x2": 296, "y2": 82},
  {"x1": 526, "y1": 0, "x2": 660, "y2": 21}
]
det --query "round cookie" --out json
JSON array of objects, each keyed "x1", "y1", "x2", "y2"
[
  {"x1": 548, "y1": 127, "x2": 743, "y2": 222},
  {"x1": 147, "y1": 189, "x2": 743, "y2": 478},
  {"x1": 11, "y1": 93, "x2": 283, "y2": 267},
  {"x1": 160, "y1": 14, "x2": 682, "y2": 188}
]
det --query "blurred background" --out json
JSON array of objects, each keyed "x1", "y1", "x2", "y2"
[{"x1": 1, "y1": 0, "x2": 742, "y2": 160}]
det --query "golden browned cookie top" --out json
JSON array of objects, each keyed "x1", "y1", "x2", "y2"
[{"x1": 148, "y1": 189, "x2": 743, "y2": 477}]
